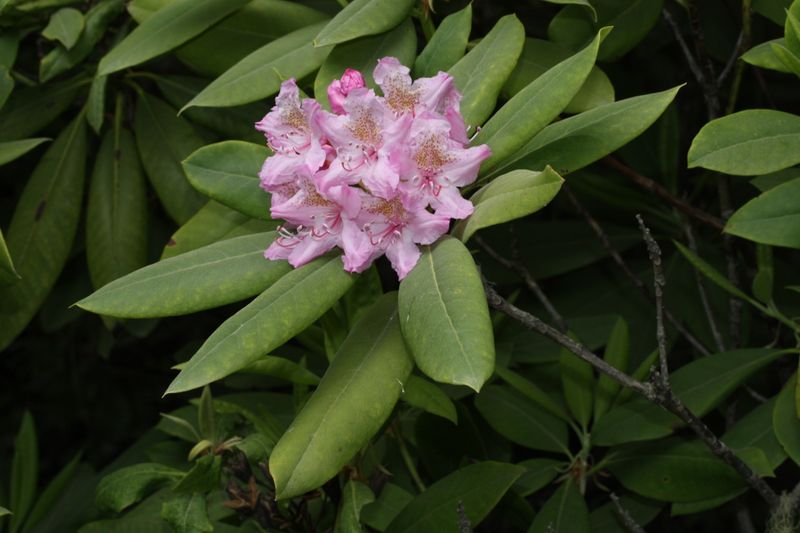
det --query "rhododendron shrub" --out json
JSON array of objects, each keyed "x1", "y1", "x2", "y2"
[{"x1": 257, "y1": 59, "x2": 490, "y2": 279}]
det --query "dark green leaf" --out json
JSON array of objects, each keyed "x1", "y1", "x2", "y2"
[
  {"x1": 529, "y1": 478, "x2": 589, "y2": 533},
  {"x1": 161, "y1": 493, "x2": 213, "y2": 533},
  {"x1": 588, "y1": 494, "x2": 662, "y2": 533},
  {"x1": 269, "y1": 293, "x2": 412, "y2": 499},
  {"x1": 724, "y1": 397, "x2": 786, "y2": 470},
  {"x1": 0, "y1": 138, "x2": 49, "y2": 167},
  {"x1": 335, "y1": 480, "x2": 375, "y2": 533},
  {"x1": 594, "y1": 317, "x2": 629, "y2": 422},
  {"x1": 96, "y1": 463, "x2": 183, "y2": 513},
  {"x1": 412, "y1": 4, "x2": 471, "y2": 78},
  {"x1": 513, "y1": 458, "x2": 562, "y2": 497},
  {"x1": 0, "y1": 65, "x2": 12, "y2": 111},
  {"x1": 97, "y1": 0, "x2": 250, "y2": 76},
  {"x1": 86, "y1": 75, "x2": 108, "y2": 134},
  {"x1": 0, "y1": 115, "x2": 86, "y2": 351},
  {"x1": 361, "y1": 484, "x2": 414, "y2": 532},
  {"x1": 9, "y1": 412, "x2": 37, "y2": 533},
  {"x1": 475, "y1": 385, "x2": 569, "y2": 454},
  {"x1": 174, "y1": 455, "x2": 221, "y2": 494},
  {"x1": 385, "y1": 462, "x2": 525, "y2": 533},
  {"x1": 401, "y1": 374, "x2": 458, "y2": 424},
  {"x1": 25, "y1": 452, "x2": 82, "y2": 531},
  {"x1": 0, "y1": 229, "x2": 17, "y2": 284},
  {"x1": 494, "y1": 365, "x2": 572, "y2": 422},
  {"x1": 0, "y1": 77, "x2": 84, "y2": 141},
  {"x1": 448, "y1": 14, "x2": 525, "y2": 127},
  {"x1": 41, "y1": 7, "x2": 84, "y2": 49},
  {"x1": 560, "y1": 346, "x2": 594, "y2": 429},
  {"x1": 77, "y1": 232, "x2": 290, "y2": 318},
  {"x1": 398, "y1": 237, "x2": 495, "y2": 391},
  {"x1": 774, "y1": 373, "x2": 800, "y2": 466},
  {"x1": 742, "y1": 39, "x2": 793, "y2": 73},
  {"x1": 166, "y1": 255, "x2": 354, "y2": 394},
  {"x1": 725, "y1": 177, "x2": 800, "y2": 249},
  {"x1": 313, "y1": 0, "x2": 415, "y2": 47},
  {"x1": 182, "y1": 141, "x2": 271, "y2": 220},
  {"x1": 672, "y1": 240, "x2": 758, "y2": 306},
  {"x1": 198, "y1": 386, "x2": 215, "y2": 441}
]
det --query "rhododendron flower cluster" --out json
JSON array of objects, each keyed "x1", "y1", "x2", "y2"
[{"x1": 256, "y1": 57, "x2": 491, "y2": 279}]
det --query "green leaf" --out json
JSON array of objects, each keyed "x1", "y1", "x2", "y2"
[
  {"x1": 0, "y1": 138, "x2": 49, "y2": 166},
  {"x1": 514, "y1": 458, "x2": 563, "y2": 497},
  {"x1": 0, "y1": 77, "x2": 84, "y2": 141},
  {"x1": 134, "y1": 92, "x2": 206, "y2": 224},
  {"x1": 86, "y1": 75, "x2": 108, "y2": 134},
  {"x1": 593, "y1": 349, "x2": 789, "y2": 445},
  {"x1": 83, "y1": 488, "x2": 174, "y2": 532},
  {"x1": 0, "y1": 65, "x2": 13, "y2": 111},
  {"x1": 244, "y1": 355, "x2": 320, "y2": 385},
  {"x1": 183, "y1": 22, "x2": 331, "y2": 110},
  {"x1": 0, "y1": 229, "x2": 18, "y2": 283},
  {"x1": 742, "y1": 38, "x2": 793, "y2": 73},
  {"x1": 161, "y1": 493, "x2": 213, "y2": 533},
  {"x1": 588, "y1": 494, "x2": 662, "y2": 533},
  {"x1": 42, "y1": 8, "x2": 84, "y2": 49},
  {"x1": 750, "y1": 167, "x2": 800, "y2": 192},
  {"x1": 454, "y1": 168, "x2": 564, "y2": 243},
  {"x1": 96, "y1": 463, "x2": 183, "y2": 513},
  {"x1": 183, "y1": 141, "x2": 271, "y2": 220},
  {"x1": 688, "y1": 109, "x2": 800, "y2": 175},
  {"x1": 166, "y1": 254, "x2": 354, "y2": 394},
  {"x1": 0, "y1": 115, "x2": 86, "y2": 351},
  {"x1": 594, "y1": 317, "x2": 630, "y2": 422},
  {"x1": 752, "y1": 244, "x2": 774, "y2": 303},
  {"x1": 398, "y1": 236, "x2": 495, "y2": 391},
  {"x1": 448, "y1": 14, "x2": 525, "y2": 127},
  {"x1": 97, "y1": 0, "x2": 250, "y2": 76},
  {"x1": 475, "y1": 30, "x2": 605, "y2": 173},
  {"x1": 724, "y1": 397, "x2": 786, "y2": 471},
  {"x1": 672, "y1": 240, "x2": 759, "y2": 306},
  {"x1": 494, "y1": 365, "x2": 572, "y2": 422},
  {"x1": 86, "y1": 129, "x2": 148, "y2": 290},
  {"x1": 24, "y1": 451, "x2": 82, "y2": 531},
  {"x1": 492, "y1": 86, "x2": 681, "y2": 177},
  {"x1": 0, "y1": 507, "x2": 10, "y2": 518},
  {"x1": 412, "y1": 4, "x2": 471, "y2": 78},
  {"x1": 501, "y1": 38, "x2": 614, "y2": 115},
  {"x1": 725, "y1": 176, "x2": 800, "y2": 249},
  {"x1": 543, "y1": 0, "x2": 597, "y2": 18},
  {"x1": 607, "y1": 437, "x2": 746, "y2": 501},
  {"x1": 314, "y1": 18, "x2": 416, "y2": 109},
  {"x1": 39, "y1": 0, "x2": 125, "y2": 83},
  {"x1": 771, "y1": 41, "x2": 800, "y2": 77},
  {"x1": 774, "y1": 373, "x2": 800, "y2": 466},
  {"x1": 269, "y1": 293, "x2": 412, "y2": 499},
  {"x1": 0, "y1": 31, "x2": 20, "y2": 68},
  {"x1": 785, "y1": 0, "x2": 800, "y2": 55},
  {"x1": 9, "y1": 412, "x2": 37, "y2": 533},
  {"x1": 313, "y1": 0, "x2": 415, "y2": 47},
  {"x1": 161, "y1": 201, "x2": 276, "y2": 260},
  {"x1": 198, "y1": 386, "x2": 215, "y2": 441},
  {"x1": 361, "y1": 484, "x2": 414, "y2": 532},
  {"x1": 385, "y1": 462, "x2": 525, "y2": 533},
  {"x1": 529, "y1": 478, "x2": 589, "y2": 533},
  {"x1": 335, "y1": 480, "x2": 375, "y2": 533},
  {"x1": 401, "y1": 374, "x2": 458, "y2": 424},
  {"x1": 559, "y1": 346, "x2": 594, "y2": 429},
  {"x1": 77, "y1": 232, "x2": 290, "y2": 318},
  {"x1": 475, "y1": 385, "x2": 569, "y2": 454}
]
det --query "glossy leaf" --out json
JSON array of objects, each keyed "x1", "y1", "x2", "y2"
[
  {"x1": 314, "y1": 18, "x2": 416, "y2": 109},
  {"x1": 313, "y1": 0, "x2": 415, "y2": 47},
  {"x1": 77, "y1": 232, "x2": 290, "y2": 318},
  {"x1": 594, "y1": 317, "x2": 630, "y2": 421},
  {"x1": 167, "y1": 255, "x2": 354, "y2": 394},
  {"x1": 454, "y1": 168, "x2": 564, "y2": 242},
  {"x1": 9, "y1": 412, "x2": 37, "y2": 533},
  {"x1": 412, "y1": 4, "x2": 471, "y2": 78},
  {"x1": 161, "y1": 493, "x2": 212, "y2": 533},
  {"x1": 476, "y1": 30, "x2": 605, "y2": 172},
  {"x1": 401, "y1": 374, "x2": 458, "y2": 424},
  {"x1": 725, "y1": 177, "x2": 800, "y2": 249},
  {"x1": 269, "y1": 293, "x2": 412, "y2": 499},
  {"x1": 688, "y1": 109, "x2": 800, "y2": 175},
  {"x1": 774, "y1": 374, "x2": 800, "y2": 466},
  {"x1": 492, "y1": 86, "x2": 681, "y2": 177},
  {"x1": 335, "y1": 480, "x2": 375, "y2": 533},
  {"x1": 0, "y1": 115, "x2": 86, "y2": 351},
  {"x1": 134, "y1": 92, "x2": 206, "y2": 224},
  {"x1": 183, "y1": 22, "x2": 330, "y2": 110},
  {"x1": 607, "y1": 438, "x2": 745, "y2": 501},
  {"x1": 183, "y1": 141, "x2": 271, "y2": 220},
  {"x1": 742, "y1": 39, "x2": 792, "y2": 73},
  {"x1": 39, "y1": 0, "x2": 125, "y2": 83},
  {"x1": 529, "y1": 478, "x2": 589, "y2": 533},
  {"x1": 0, "y1": 138, "x2": 49, "y2": 166},
  {"x1": 385, "y1": 462, "x2": 525, "y2": 533},
  {"x1": 86, "y1": 129, "x2": 148, "y2": 290},
  {"x1": 95, "y1": 463, "x2": 183, "y2": 512},
  {"x1": 448, "y1": 15, "x2": 525, "y2": 127},
  {"x1": 42, "y1": 8, "x2": 84, "y2": 49},
  {"x1": 475, "y1": 385, "x2": 569, "y2": 454},
  {"x1": 398, "y1": 236, "x2": 495, "y2": 391},
  {"x1": 593, "y1": 349, "x2": 788, "y2": 445},
  {"x1": 161, "y1": 201, "x2": 276, "y2": 260},
  {"x1": 97, "y1": 0, "x2": 250, "y2": 76}
]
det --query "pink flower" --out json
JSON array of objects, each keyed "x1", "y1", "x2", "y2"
[
  {"x1": 255, "y1": 59, "x2": 491, "y2": 280},
  {"x1": 327, "y1": 68, "x2": 366, "y2": 114}
]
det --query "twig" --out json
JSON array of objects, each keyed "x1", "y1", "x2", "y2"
[
  {"x1": 603, "y1": 156, "x2": 725, "y2": 232},
  {"x1": 456, "y1": 501, "x2": 473, "y2": 533},
  {"x1": 475, "y1": 236, "x2": 568, "y2": 333},
  {"x1": 662, "y1": 9, "x2": 707, "y2": 91},
  {"x1": 718, "y1": 30, "x2": 745, "y2": 86},
  {"x1": 684, "y1": 222, "x2": 726, "y2": 352},
  {"x1": 637, "y1": 215, "x2": 669, "y2": 385},
  {"x1": 610, "y1": 493, "x2": 646, "y2": 533},
  {"x1": 565, "y1": 188, "x2": 711, "y2": 356}
]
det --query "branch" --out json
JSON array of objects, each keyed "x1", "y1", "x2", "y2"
[
  {"x1": 565, "y1": 187, "x2": 711, "y2": 356},
  {"x1": 637, "y1": 215, "x2": 669, "y2": 384},
  {"x1": 602, "y1": 156, "x2": 725, "y2": 232},
  {"x1": 684, "y1": 222, "x2": 726, "y2": 352},
  {"x1": 610, "y1": 493, "x2": 646, "y2": 533}
]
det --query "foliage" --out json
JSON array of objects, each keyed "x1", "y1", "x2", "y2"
[{"x1": 1, "y1": 0, "x2": 800, "y2": 532}]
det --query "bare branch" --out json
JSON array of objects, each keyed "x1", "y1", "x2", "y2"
[
  {"x1": 610, "y1": 493, "x2": 646, "y2": 533},
  {"x1": 684, "y1": 222, "x2": 726, "y2": 352},
  {"x1": 637, "y1": 215, "x2": 669, "y2": 384}
]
